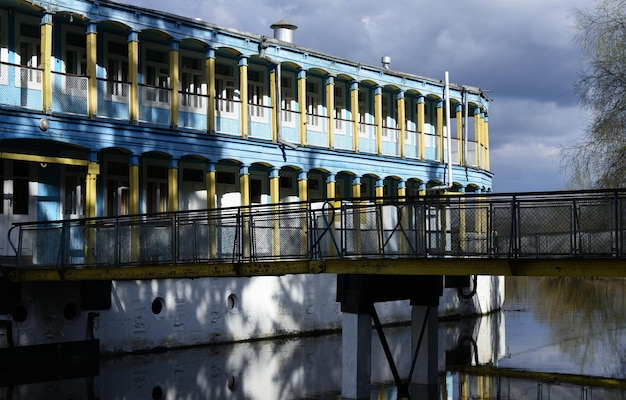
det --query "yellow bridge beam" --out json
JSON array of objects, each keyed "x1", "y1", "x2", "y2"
[{"x1": 7, "y1": 258, "x2": 626, "y2": 282}]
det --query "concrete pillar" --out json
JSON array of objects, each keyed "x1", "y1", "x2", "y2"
[
  {"x1": 341, "y1": 311, "x2": 372, "y2": 400},
  {"x1": 409, "y1": 305, "x2": 439, "y2": 399}
]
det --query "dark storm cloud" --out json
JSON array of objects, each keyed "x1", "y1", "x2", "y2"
[{"x1": 124, "y1": 0, "x2": 591, "y2": 192}]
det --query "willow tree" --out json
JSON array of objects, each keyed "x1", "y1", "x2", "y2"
[{"x1": 565, "y1": 0, "x2": 626, "y2": 188}]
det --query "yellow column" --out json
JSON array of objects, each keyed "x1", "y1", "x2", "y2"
[
  {"x1": 437, "y1": 100, "x2": 444, "y2": 162},
  {"x1": 326, "y1": 173, "x2": 338, "y2": 256},
  {"x1": 129, "y1": 156, "x2": 140, "y2": 215},
  {"x1": 417, "y1": 96, "x2": 425, "y2": 160},
  {"x1": 474, "y1": 108, "x2": 481, "y2": 167},
  {"x1": 269, "y1": 66, "x2": 277, "y2": 142},
  {"x1": 40, "y1": 13, "x2": 53, "y2": 114},
  {"x1": 239, "y1": 57, "x2": 248, "y2": 138},
  {"x1": 398, "y1": 180, "x2": 406, "y2": 199},
  {"x1": 240, "y1": 165, "x2": 250, "y2": 207},
  {"x1": 397, "y1": 91, "x2": 406, "y2": 158},
  {"x1": 298, "y1": 69, "x2": 307, "y2": 146},
  {"x1": 326, "y1": 75, "x2": 335, "y2": 149},
  {"x1": 484, "y1": 114, "x2": 490, "y2": 170},
  {"x1": 298, "y1": 170, "x2": 308, "y2": 255},
  {"x1": 128, "y1": 31, "x2": 139, "y2": 123},
  {"x1": 352, "y1": 175, "x2": 362, "y2": 255},
  {"x1": 206, "y1": 47, "x2": 216, "y2": 133},
  {"x1": 129, "y1": 155, "x2": 140, "y2": 263},
  {"x1": 326, "y1": 173, "x2": 336, "y2": 201},
  {"x1": 84, "y1": 155, "x2": 99, "y2": 265},
  {"x1": 168, "y1": 159, "x2": 178, "y2": 212},
  {"x1": 398, "y1": 180, "x2": 407, "y2": 254},
  {"x1": 456, "y1": 104, "x2": 463, "y2": 165},
  {"x1": 298, "y1": 170, "x2": 308, "y2": 203},
  {"x1": 86, "y1": 23, "x2": 98, "y2": 118},
  {"x1": 375, "y1": 179, "x2": 384, "y2": 200},
  {"x1": 350, "y1": 81, "x2": 359, "y2": 152},
  {"x1": 169, "y1": 40, "x2": 180, "y2": 128},
  {"x1": 270, "y1": 168, "x2": 280, "y2": 256},
  {"x1": 374, "y1": 86, "x2": 383, "y2": 155},
  {"x1": 206, "y1": 163, "x2": 217, "y2": 258},
  {"x1": 239, "y1": 165, "x2": 250, "y2": 259},
  {"x1": 85, "y1": 159, "x2": 99, "y2": 219},
  {"x1": 206, "y1": 163, "x2": 217, "y2": 210}
]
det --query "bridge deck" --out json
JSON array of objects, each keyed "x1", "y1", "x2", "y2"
[{"x1": 5, "y1": 190, "x2": 626, "y2": 281}]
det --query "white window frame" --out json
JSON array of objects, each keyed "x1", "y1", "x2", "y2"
[
  {"x1": 179, "y1": 51, "x2": 206, "y2": 112},
  {"x1": 248, "y1": 66, "x2": 267, "y2": 123},
  {"x1": 280, "y1": 73, "x2": 296, "y2": 128},
  {"x1": 103, "y1": 34, "x2": 129, "y2": 103},
  {"x1": 334, "y1": 84, "x2": 347, "y2": 134},
  {"x1": 142, "y1": 44, "x2": 170, "y2": 109},
  {"x1": 306, "y1": 78, "x2": 322, "y2": 131},
  {"x1": 358, "y1": 88, "x2": 371, "y2": 138},
  {"x1": 62, "y1": 167, "x2": 86, "y2": 219},
  {"x1": 215, "y1": 60, "x2": 239, "y2": 119},
  {"x1": 15, "y1": 16, "x2": 41, "y2": 90},
  {"x1": 61, "y1": 24, "x2": 88, "y2": 97},
  {"x1": 0, "y1": 11, "x2": 8, "y2": 85}
]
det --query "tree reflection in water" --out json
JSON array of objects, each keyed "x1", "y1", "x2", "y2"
[{"x1": 506, "y1": 276, "x2": 626, "y2": 379}]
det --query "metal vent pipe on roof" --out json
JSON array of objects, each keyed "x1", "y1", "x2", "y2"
[
  {"x1": 381, "y1": 56, "x2": 391, "y2": 69},
  {"x1": 270, "y1": 19, "x2": 297, "y2": 43}
]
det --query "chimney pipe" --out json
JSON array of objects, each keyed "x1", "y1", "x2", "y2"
[{"x1": 270, "y1": 19, "x2": 298, "y2": 43}]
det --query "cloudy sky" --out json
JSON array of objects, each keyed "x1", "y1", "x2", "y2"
[{"x1": 124, "y1": 0, "x2": 592, "y2": 193}]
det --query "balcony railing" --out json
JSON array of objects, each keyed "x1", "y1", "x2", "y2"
[{"x1": 0, "y1": 61, "x2": 486, "y2": 169}]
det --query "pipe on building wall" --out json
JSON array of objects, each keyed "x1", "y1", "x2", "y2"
[
  {"x1": 259, "y1": 38, "x2": 297, "y2": 151},
  {"x1": 429, "y1": 71, "x2": 454, "y2": 192}
]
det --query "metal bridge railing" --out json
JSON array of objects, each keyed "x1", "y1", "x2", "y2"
[{"x1": 7, "y1": 190, "x2": 626, "y2": 271}]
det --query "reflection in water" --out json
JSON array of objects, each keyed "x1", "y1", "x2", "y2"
[
  {"x1": 2, "y1": 277, "x2": 626, "y2": 399},
  {"x1": 504, "y1": 277, "x2": 626, "y2": 379}
]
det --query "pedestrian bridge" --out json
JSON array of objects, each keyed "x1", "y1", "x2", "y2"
[{"x1": 5, "y1": 189, "x2": 626, "y2": 282}]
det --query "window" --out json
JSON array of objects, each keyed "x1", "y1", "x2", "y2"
[
  {"x1": 358, "y1": 89, "x2": 370, "y2": 136},
  {"x1": 215, "y1": 61, "x2": 238, "y2": 116},
  {"x1": 382, "y1": 93, "x2": 397, "y2": 141},
  {"x1": 306, "y1": 80, "x2": 322, "y2": 129},
  {"x1": 0, "y1": 12, "x2": 8, "y2": 85},
  {"x1": 143, "y1": 47, "x2": 170, "y2": 106},
  {"x1": 248, "y1": 68, "x2": 266, "y2": 121},
  {"x1": 334, "y1": 85, "x2": 346, "y2": 131},
  {"x1": 63, "y1": 28, "x2": 87, "y2": 96},
  {"x1": 63, "y1": 165, "x2": 86, "y2": 218},
  {"x1": 146, "y1": 165, "x2": 167, "y2": 214},
  {"x1": 105, "y1": 39, "x2": 129, "y2": 101},
  {"x1": 281, "y1": 74, "x2": 295, "y2": 126},
  {"x1": 16, "y1": 20, "x2": 41, "y2": 89},
  {"x1": 64, "y1": 31, "x2": 86, "y2": 75},
  {"x1": 180, "y1": 54, "x2": 206, "y2": 110},
  {"x1": 106, "y1": 161, "x2": 129, "y2": 216}
]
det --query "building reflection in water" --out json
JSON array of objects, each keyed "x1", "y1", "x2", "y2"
[{"x1": 2, "y1": 277, "x2": 626, "y2": 399}]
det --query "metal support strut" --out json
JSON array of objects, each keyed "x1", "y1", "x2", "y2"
[{"x1": 370, "y1": 304, "x2": 431, "y2": 400}]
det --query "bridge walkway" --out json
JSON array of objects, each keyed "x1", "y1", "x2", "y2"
[{"x1": 5, "y1": 189, "x2": 626, "y2": 282}]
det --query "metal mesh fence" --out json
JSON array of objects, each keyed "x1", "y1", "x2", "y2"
[
  {"x1": 52, "y1": 72, "x2": 88, "y2": 115},
  {"x1": 11, "y1": 191, "x2": 626, "y2": 270}
]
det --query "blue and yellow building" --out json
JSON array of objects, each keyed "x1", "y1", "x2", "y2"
[{"x1": 0, "y1": 0, "x2": 493, "y2": 352}]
